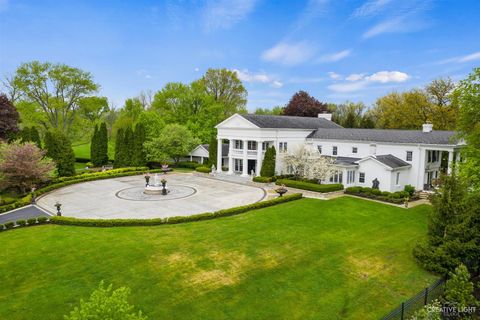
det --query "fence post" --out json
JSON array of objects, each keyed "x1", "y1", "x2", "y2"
[
  {"x1": 401, "y1": 302, "x2": 405, "y2": 320},
  {"x1": 424, "y1": 287, "x2": 429, "y2": 305}
]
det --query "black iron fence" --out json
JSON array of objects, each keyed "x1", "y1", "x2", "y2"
[{"x1": 382, "y1": 278, "x2": 446, "y2": 320}]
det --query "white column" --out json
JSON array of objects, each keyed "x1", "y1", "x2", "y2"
[
  {"x1": 190, "y1": 155, "x2": 192, "y2": 161},
  {"x1": 256, "y1": 140, "x2": 263, "y2": 176},
  {"x1": 216, "y1": 138, "x2": 222, "y2": 173},
  {"x1": 241, "y1": 140, "x2": 248, "y2": 177},
  {"x1": 200, "y1": 156, "x2": 204, "y2": 164},
  {"x1": 228, "y1": 140, "x2": 233, "y2": 174},
  {"x1": 447, "y1": 151, "x2": 454, "y2": 174}
]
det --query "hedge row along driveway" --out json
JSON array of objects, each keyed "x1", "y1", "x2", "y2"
[{"x1": 0, "y1": 197, "x2": 435, "y2": 320}]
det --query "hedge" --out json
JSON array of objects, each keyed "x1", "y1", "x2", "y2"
[
  {"x1": 0, "y1": 215, "x2": 50, "y2": 232},
  {"x1": 195, "y1": 166, "x2": 211, "y2": 173},
  {"x1": 344, "y1": 186, "x2": 419, "y2": 204},
  {"x1": 0, "y1": 167, "x2": 170, "y2": 213},
  {"x1": 275, "y1": 179, "x2": 344, "y2": 193},
  {"x1": 49, "y1": 193, "x2": 303, "y2": 227},
  {"x1": 252, "y1": 176, "x2": 274, "y2": 183}
]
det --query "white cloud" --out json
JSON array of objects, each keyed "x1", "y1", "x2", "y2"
[
  {"x1": 328, "y1": 72, "x2": 342, "y2": 80},
  {"x1": 261, "y1": 41, "x2": 315, "y2": 66},
  {"x1": 345, "y1": 73, "x2": 365, "y2": 81},
  {"x1": 271, "y1": 81, "x2": 283, "y2": 88},
  {"x1": 352, "y1": 0, "x2": 393, "y2": 17},
  {"x1": 318, "y1": 49, "x2": 351, "y2": 63},
  {"x1": 328, "y1": 70, "x2": 409, "y2": 92},
  {"x1": 194, "y1": 67, "x2": 200, "y2": 72},
  {"x1": 136, "y1": 69, "x2": 152, "y2": 79},
  {"x1": 203, "y1": 0, "x2": 257, "y2": 31},
  {"x1": 362, "y1": 17, "x2": 405, "y2": 39},
  {"x1": 366, "y1": 71, "x2": 409, "y2": 83},
  {"x1": 233, "y1": 69, "x2": 283, "y2": 88},
  {"x1": 328, "y1": 81, "x2": 368, "y2": 93},
  {"x1": 438, "y1": 51, "x2": 480, "y2": 64}
]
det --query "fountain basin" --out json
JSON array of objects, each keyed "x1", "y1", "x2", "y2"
[{"x1": 143, "y1": 185, "x2": 167, "y2": 195}]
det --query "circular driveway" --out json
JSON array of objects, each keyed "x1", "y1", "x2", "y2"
[{"x1": 37, "y1": 173, "x2": 266, "y2": 219}]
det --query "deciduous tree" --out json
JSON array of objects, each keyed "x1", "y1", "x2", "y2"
[
  {"x1": 11, "y1": 61, "x2": 98, "y2": 133},
  {"x1": 283, "y1": 91, "x2": 328, "y2": 117},
  {"x1": 0, "y1": 141, "x2": 55, "y2": 194},
  {"x1": 144, "y1": 124, "x2": 199, "y2": 164},
  {"x1": 0, "y1": 94, "x2": 19, "y2": 141},
  {"x1": 64, "y1": 281, "x2": 147, "y2": 320},
  {"x1": 282, "y1": 145, "x2": 336, "y2": 182}
]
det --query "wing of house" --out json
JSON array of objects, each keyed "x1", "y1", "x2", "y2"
[{"x1": 215, "y1": 113, "x2": 464, "y2": 192}]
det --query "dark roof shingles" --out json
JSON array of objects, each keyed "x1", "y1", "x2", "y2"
[
  {"x1": 374, "y1": 154, "x2": 411, "y2": 168},
  {"x1": 307, "y1": 128, "x2": 457, "y2": 145},
  {"x1": 241, "y1": 114, "x2": 342, "y2": 129}
]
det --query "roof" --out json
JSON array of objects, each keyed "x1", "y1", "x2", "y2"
[
  {"x1": 240, "y1": 114, "x2": 343, "y2": 129},
  {"x1": 201, "y1": 143, "x2": 229, "y2": 156},
  {"x1": 374, "y1": 154, "x2": 411, "y2": 168},
  {"x1": 307, "y1": 128, "x2": 458, "y2": 145},
  {"x1": 334, "y1": 156, "x2": 360, "y2": 166}
]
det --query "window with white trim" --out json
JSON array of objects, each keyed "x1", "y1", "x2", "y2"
[
  {"x1": 359, "y1": 172, "x2": 365, "y2": 183},
  {"x1": 352, "y1": 147, "x2": 358, "y2": 154},
  {"x1": 262, "y1": 142, "x2": 268, "y2": 150},
  {"x1": 333, "y1": 146, "x2": 338, "y2": 155},
  {"x1": 279, "y1": 142, "x2": 288, "y2": 152},
  {"x1": 234, "y1": 140, "x2": 243, "y2": 149},
  {"x1": 247, "y1": 141, "x2": 257, "y2": 150},
  {"x1": 406, "y1": 151, "x2": 413, "y2": 161},
  {"x1": 329, "y1": 171, "x2": 343, "y2": 183},
  {"x1": 347, "y1": 170, "x2": 355, "y2": 184},
  {"x1": 234, "y1": 159, "x2": 243, "y2": 172}
]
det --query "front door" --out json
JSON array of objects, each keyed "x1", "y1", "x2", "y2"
[
  {"x1": 426, "y1": 171, "x2": 433, "y2": 189},
  {"x1": 247, "y1": 160, "x2": 256, "y2": 175}
]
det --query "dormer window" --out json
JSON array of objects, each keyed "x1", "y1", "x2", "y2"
[
  {"x1": 318, "y1": 145, "x2": 322, "y2": 154},
  {"x1": 333, "y1": 146, "x2": 338, "y2": 155},
  {"x1": 352, "y1": 147, "x2": 358, "y2": 154}
]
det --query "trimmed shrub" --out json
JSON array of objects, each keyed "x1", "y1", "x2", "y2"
[
  {"x1": 4, "y1": 221, "x2": 15, "y2": 229},
  {"x1": 260, "y1": 146, "x2": 276, "y2": 177},
  {"x1": 276, "y1": 179, "x2": 343, "y2": 193},
  {"x1": 37, "y1": 216, "x2": 48, "y2": 224},
  {"x1": 345, "y1": 186, "x2": 414, "y2": 204},
  {"x1": 50, "y1": 193, "x2": 303, "y2": 227},
  {"x1": 253, "y1": 176, "x2": 273, "y2": 183},
  {"x1": 404, "y1": 184, "x2": 415, "y2": 196},
  {"x1": 0, "y1": 224, "x2": 4, "y2": 231},
  {"x1": 27, "y1": 218, "x2": 37, "y2": 225},
  {"x1": 195, "y1": 166, "x2": 211, "y2": 173},
  {"x1": 177, "y1": 161, "x2": 202, "y2": 169},
  {"x1": 16, "y1": 219, "x2": 27, "y2": 226}
]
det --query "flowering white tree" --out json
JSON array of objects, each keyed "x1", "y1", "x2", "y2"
[{"x1": 282, "y1": 144, "x2": 336, "y2": 183}]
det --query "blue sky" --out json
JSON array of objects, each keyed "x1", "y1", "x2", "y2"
[{"x1": 1, "y1": 0, "x2": 479, "y2": 110}]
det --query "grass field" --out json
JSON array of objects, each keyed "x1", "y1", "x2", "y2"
[
  {"x1": 72, "y1": 142, "x2": 115, "y2": 160},
  {"x1": 0, "y1": 197, "x2": 435, "y2": 319}
]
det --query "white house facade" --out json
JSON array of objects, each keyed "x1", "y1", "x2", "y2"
[{"x1": 215, "y1": 113, "x2": 463, "y2": 192}]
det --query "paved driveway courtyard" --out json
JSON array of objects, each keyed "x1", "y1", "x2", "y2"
[{"x1": 37, "y1": 173, "x2": 266, "y2": 219}]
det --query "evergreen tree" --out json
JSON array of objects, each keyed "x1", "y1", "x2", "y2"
[
  {"x1": 114, "y1": 128, "x2": 125, "y2": 168},
  {"x1": 445, "y1": 264, "x2": 478, "y2": 310},
  {"x1": 124, "y1": 127, "x2": 134, "y2": 166},
  {"x1": 44, "y1": 130, "x2": 75, "y2": 176},
  {"x1": 413, "y1": 173, "x2": 480, "y2": 274},
  {"x1": 260, "y1": 146, "x2": 276, "y2": 177},
  {"x1": 98, "y1": 122, "x2": 108, "y2": 165},
  {"x1": 208, "y1": 135, "x2": 217, "y2": 166},
  {"x1": 90, "y1": 124, "x2": 99, "y2": 165},
  {"x1": 132, "y1": 123, "x2": 146, "y2": 167}
]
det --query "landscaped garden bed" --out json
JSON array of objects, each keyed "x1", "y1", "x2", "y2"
[{"x1": 345, "y1": 185, "x2": 419, "y2": 204}]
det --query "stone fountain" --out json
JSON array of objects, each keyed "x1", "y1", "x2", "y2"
[{"x1": 144, "y1": 173, "x2": 169, "y2": 195}]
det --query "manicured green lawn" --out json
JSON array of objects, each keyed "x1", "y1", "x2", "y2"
[
  {"x1": 72, "y1": 142, "x2": 114, "y2": 160},
  {"x1": 0, "y1": 197, "x2": 435, "y2": 319}
]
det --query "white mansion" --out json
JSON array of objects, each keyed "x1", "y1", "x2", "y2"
[{"x1": 191, "y1": 113, "x2": 463, "y2": 192}]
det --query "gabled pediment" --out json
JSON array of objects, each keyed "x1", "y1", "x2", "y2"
[{"x1": 215, "y1": 114, "x2": 259, "y2": 129}]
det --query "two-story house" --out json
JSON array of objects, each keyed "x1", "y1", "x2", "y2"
[{"x1": 213, "y1": 113, "x2": 463, "y2": 192}]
